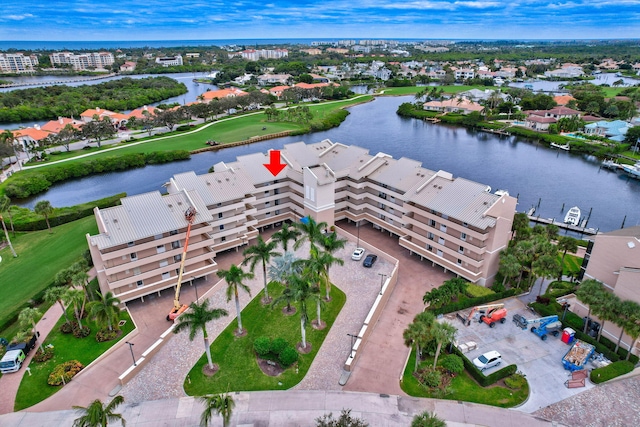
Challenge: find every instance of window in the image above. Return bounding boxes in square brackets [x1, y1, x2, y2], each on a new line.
[427, 244, 432, 251]
[437, 249, 443, 257]
[218, 212, 223, 219]
[378, 203, 385, 209]
[429, 219, 436, 227]
[389, 208, 394, 215]
[171, 241, 181, 249]
[274, 188, 279, 195]
[159, 260, 169, 267]
[275, 210, 280, 215]
[389, 196, 395, 203]
[463, 222, 468, 228]
[136, 280, 144, 287]
[170, 229, 178, 236]
[461, 232, 467, 241]
[174, 255, 182, 263]
[459, 245, 464, 254]
[154, 234, 163, 240]
[265, 190, 270, 195]
[221, 236, 226, 242]
[265, 201, 270, 207]
[156, 245, 166, 254]
[217, 202, 222, 207]
[442, 214, 449, 220]
[130, 252, 137, 261]
[162, 272, 170, 280]
[219, 224, 224, 230]
[427, 232, 434, 240]
[274, 199, 279, 205]
[133, 267, 141, 275]
[266, 212, 271, 217]
[438, 237, 445, 245]
[127, 241, 135, 247]
[440, 224, 447, 233]
[457, 259, 462, 265]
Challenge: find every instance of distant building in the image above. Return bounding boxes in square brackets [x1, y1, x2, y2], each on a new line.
[257, 73, 292, 86]
[50, 51, 114, 70]
[155, 55, 183, 67]
[0, 53, 39, 73]
[583, 120, 630, 142]
[301, 48, 322, 56]
[120, 61, 137, 72]
[233, 49, 289, 61]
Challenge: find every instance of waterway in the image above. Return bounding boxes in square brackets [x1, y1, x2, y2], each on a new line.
[16, 96, 640, 233]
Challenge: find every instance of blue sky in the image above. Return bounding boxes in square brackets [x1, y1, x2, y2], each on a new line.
[1, 0, 640, 41]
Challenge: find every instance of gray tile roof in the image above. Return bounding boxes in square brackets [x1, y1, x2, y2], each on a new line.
[407, 175, 498, 229]
[91, 190, 213, 250]
[234, 152, 289, 184]
[369, 157, 432, 193]
[172, 169, 256, 205]
[602, 226, 640, 238]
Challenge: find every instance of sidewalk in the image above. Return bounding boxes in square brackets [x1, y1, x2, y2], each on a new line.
[0, 303, 63, 414]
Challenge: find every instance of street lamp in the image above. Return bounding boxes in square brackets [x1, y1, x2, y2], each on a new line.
[125, 341, 136, 366]
[378, 273, 387, 295]
[347, 333, 357, 358]
[192, 276, 198, 302]
[356, 220, 360, 248]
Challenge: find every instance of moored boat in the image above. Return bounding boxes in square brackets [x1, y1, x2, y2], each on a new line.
[622, 162, 640, 180]
[564, 206, 581, 226]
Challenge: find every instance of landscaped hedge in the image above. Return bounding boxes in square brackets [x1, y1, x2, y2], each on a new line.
[590, 361, 634, 384]
[429, 289, 518, 316]
[465, 283, 495, 298]
[450, 346, 518, 387]
[47, 360, 84, 386]
[309, 109, 350, 132]
[7, 193, 125, 231]
[4, 150, 190, 199]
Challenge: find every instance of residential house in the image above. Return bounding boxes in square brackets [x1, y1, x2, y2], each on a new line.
[257, 74, 292, 86]
[454, 68, 475, 80]
[120, 61, 137, 72]
[573, 226, 640, 357]
[583, 120, 630, 142]
[544, 63, 584, 78]
[87, 140, 517, 304]
[423, 98, 484, 115]
[200, 88, 248, 102]
[80, 107, 128, 128]
[40, 117, 83, 134]
[11, 126, 51, 151]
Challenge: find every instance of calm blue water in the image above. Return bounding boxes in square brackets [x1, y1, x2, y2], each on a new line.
[16, 96, 640, 233]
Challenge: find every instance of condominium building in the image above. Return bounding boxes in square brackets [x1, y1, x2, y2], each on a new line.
[87, 141, 516, 303]
[0, 53, 39, 73]
[49, 51, 115, 70]
[155, 55, 183, 67]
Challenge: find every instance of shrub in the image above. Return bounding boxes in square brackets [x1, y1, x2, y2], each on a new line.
[490, 282, 506, 293]
[465, 283, 495, 298]
[411, 411, 446, 427]
[441, 355, 464, 375]
[504, 371, 527, 390]
[60, 322, 73, 334]
[47, 360, 84, 386]
[95, 329, 118, 342]
[270, 337, 288, 355]
[72, 323, 91, 338]
[590, 361, 635, 384]
[278, 346, 298, 367]
[418, 367, 442, 388]
[32, 346, 54, 363]
[253, 336, 271, 357]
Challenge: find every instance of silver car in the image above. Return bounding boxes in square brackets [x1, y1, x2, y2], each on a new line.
[472, 351, 502, 371]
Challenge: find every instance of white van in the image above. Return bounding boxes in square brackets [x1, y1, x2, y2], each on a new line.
[0, 349, 26, 374]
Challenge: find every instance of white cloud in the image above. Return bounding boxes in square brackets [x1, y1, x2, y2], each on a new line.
[4, 13, 35, 21]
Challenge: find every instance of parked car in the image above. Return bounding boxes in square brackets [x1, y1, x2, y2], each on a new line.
[472, 350, 502, 371]
[362, 254, 377, 268]
[352, 248, 365, 261]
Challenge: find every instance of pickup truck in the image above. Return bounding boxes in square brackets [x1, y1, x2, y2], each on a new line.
[6, 332, 39, 355]
[562, 339, 595, 372]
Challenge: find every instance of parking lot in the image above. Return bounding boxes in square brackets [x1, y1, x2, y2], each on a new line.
[440, 297, 596, 413]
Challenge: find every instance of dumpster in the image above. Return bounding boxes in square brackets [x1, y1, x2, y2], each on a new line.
[561, 327, 576, 344]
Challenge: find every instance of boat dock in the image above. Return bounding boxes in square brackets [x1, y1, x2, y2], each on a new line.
[481, 128, 511, 136]
[424, 117, 441, 123]
[527, 215, 599, 235]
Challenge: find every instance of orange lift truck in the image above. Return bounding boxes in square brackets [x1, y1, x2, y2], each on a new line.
[460, 303, 507, 327]
[167, 206, 197, 321]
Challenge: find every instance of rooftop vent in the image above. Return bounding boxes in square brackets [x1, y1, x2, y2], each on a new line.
[168, 204, 173, 208]
[113, 219, 118, 223]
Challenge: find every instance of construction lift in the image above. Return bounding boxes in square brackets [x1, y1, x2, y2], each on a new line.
[512, 314, 562, 341]
[459, 303, 506, 327]
[167, 206, 197, 321]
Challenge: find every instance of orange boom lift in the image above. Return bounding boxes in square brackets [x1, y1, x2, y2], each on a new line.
[167, 206, 197, 321]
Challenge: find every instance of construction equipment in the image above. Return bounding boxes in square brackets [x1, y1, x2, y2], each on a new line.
[167, 206, 197, 321]
[512, 314, 562, 341]
[562, 340, 595, 372]
[460, 303, 506, 327]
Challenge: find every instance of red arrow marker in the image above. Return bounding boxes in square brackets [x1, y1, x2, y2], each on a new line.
[263, 150, 287, 176]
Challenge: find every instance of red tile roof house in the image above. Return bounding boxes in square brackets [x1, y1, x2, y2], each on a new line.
[12, 126, 51, 152]
[524, 107, 582, 131]
[80, 107, 129, 128]
[40, 117, 83, 134]
[200, 87, 248, 102]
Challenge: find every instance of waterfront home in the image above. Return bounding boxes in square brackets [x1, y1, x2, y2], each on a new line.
[583, 120, 630, 142]
[200, 87, 248, 102]
[87, 140, 517, 304]
[423, 98, 484, 115]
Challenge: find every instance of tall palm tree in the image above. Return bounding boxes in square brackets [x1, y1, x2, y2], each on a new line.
[65, 288, 87, 329]
[576, 279, 604, 334]
[271, 223, 301, 253]
[293, 217, 327, 251]
[18, 307, 44, 353]
[0, 210, 17, 257]
[431, 321, 457, 368]
[173, 300, 228, 371]
[268, 252, 302, 313]
[0, 194, 16, 236]
[72, 395, 125, 427]
[73, 270, 93, 301]
[313, 243, 345, 300]
[285, 272, 322, 349]
[34, 200, 54, 233]
[199, 393, 235, 427]
[498, 252, 520, 288]
[403, 311, 434, 372]
[242, 236, 281, 303]
[88, 291, 121, 332]
[44, 286, 71, 326]
[217, 264, 253, 335]
[0, 129, 21, 170]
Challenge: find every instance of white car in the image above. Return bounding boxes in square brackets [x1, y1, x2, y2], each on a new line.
[472, 350, 502, 371]
[351, 248, 365, 261]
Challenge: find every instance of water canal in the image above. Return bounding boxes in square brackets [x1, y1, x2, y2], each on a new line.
[16, 95, 640, 233]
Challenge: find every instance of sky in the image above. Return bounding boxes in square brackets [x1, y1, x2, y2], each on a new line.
[1, 0, 640, 42]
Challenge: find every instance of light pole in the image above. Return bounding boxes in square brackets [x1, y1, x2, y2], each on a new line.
[125, 341, 136, 366]
[378, 273, 387, 295]
[356, 220, 360, 248]
[347, 333, 357, 358]
[192, 276, 198, 302]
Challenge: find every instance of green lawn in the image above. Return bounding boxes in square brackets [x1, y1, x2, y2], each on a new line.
[14, 309, 135, 411]
[0, 217, 98, 329]
[184, 284, 346, 395]
[560, 254, 583, 277]
[401, 351, 528, 408]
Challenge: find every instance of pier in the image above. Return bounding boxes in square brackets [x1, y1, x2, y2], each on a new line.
[527, 215, 599, 236]
[481, 128, 511, 136]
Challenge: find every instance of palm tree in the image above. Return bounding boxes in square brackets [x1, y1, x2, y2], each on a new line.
[576, 279, 604, 334]
[72, 395, 125, 427]
[268, 252, 302, 313]
[498, 252, 520, 288]
[88, 291, 121, 332]
[286, 272, 321, 349]
[18, 307, 44, 353]
[0, 200, 17, 256]
[431, 321, 457, 368]
[411, 410, 446, 427]
[293, 217, 327, 251]
[199, 393, 235, 427]
[0, 194, 15, 236]
[272, 223, 301, 253]
[318, 232, 346, 299]
[556, 236, 579, 280]
[45, 286, 71, 326]
[403, 311, 435, 372]
[173, 300, 228, 371]
[217, 264, 253, 335]
[65, 288, 87, 329]
[242, 236, 281, 303]
[73, 270, 93, 301]
[0, 129, 21, 170]
[34, 200, 54, 233]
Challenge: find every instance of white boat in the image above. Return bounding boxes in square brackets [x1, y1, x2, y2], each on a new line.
[550, 142, 570, 151]
[564, 206, 581, 226]
[622, 162, 640, 180]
